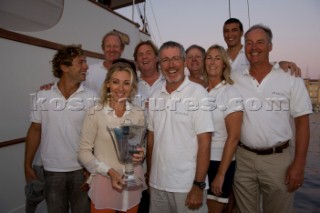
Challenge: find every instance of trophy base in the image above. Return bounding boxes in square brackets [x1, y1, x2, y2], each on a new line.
[123, 174, 143, 190]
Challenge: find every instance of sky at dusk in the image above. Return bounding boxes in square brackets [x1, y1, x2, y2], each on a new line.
[117, 0, 320, 79]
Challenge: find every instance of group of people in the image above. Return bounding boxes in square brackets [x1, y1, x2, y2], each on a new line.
[24, 17, 312, 213]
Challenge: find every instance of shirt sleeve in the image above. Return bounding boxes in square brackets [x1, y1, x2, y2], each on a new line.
[223, 85, 244, 118]
[77, 107, 111, 176]
[192, 89, 215, 135]
[289, 76, 313, 118]
[30, 91, 43, 123]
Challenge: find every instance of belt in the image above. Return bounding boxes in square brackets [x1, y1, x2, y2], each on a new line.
[238, 141, 289, 155]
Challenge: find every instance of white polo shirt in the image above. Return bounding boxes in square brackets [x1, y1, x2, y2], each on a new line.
[31, 82, 98, 172]
[147, 77, 215, 192]
[231, 63, 312, 149]
[229, 46, 249, 73]
[85, 61, 107, 95]
[134, 72, 165, 109]
[208, 82, 243, 161]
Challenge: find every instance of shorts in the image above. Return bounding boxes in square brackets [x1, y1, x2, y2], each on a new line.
[207, 160, 235, 203]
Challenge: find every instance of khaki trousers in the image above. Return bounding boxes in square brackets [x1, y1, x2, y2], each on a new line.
[150, 187, 208, 213]
[233, 146, 294, 213]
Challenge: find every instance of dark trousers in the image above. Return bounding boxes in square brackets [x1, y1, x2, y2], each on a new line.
[44, 169, 90, 213]
[25, 165, 45, 213]
[138, 189, 150, 213]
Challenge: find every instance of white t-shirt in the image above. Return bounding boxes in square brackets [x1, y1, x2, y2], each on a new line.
[208, 82, 243, 161]
[147, 77, 215, 192]
[231, 63, 312, 149]
[85, 61, 108, 95]
[31, 82, 98, 171]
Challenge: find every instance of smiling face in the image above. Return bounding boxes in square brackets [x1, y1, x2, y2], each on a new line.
[223, 22, 243, 48]
[107, 70, 132, 103]
[186, 47, 204, 76]
[245, 28, 272, 65]
[62, 55, 88, 83]
[102, 35, 124, 62]
[205, 48, 225, 80]
[159, 46, 185, 89]
[136, 44, 158, 75]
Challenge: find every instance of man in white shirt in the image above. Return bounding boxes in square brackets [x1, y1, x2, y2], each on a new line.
[25, 45, 98, 213]
[85, 31, 125, 94]
[147, 41, 214, 213]
[231, 24, 312, 213]
[133, 40, 164, 213]
[133, 40, 164, 110]
[223, 18, 301, 74]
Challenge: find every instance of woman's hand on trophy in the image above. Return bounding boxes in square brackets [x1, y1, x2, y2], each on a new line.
[107, 168, 125, 192]
[132, 147, 145, 163]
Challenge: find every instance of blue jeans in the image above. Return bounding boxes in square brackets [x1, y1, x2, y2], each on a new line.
[44, 169, 90, 213]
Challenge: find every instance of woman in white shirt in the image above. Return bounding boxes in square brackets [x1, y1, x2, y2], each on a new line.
[204, 44, 243, 213]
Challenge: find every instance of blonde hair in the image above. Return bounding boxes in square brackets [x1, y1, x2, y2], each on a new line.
[100, 62, 138, 105]
[204, 44, 234, 85]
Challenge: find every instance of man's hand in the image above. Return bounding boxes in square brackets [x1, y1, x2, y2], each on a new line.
[39, 82, 54, 90]
[185, 185, 204, 210]
[279, 61, 301, 77]
[25, 166, 38, 183]
[285, 163, 304, 193]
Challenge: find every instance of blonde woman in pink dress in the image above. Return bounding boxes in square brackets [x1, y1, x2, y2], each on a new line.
[78, 62, 146, 213]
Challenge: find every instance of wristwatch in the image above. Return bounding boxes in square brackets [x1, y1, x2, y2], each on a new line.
[193, 180, 206, 190]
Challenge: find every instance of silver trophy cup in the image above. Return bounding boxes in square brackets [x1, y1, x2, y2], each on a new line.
[107, 122, 146, 189]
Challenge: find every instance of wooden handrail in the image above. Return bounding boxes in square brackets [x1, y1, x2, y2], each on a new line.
[0, 28, 104, 59]
[0, 138, 26, 148]
[0, 0, 151, 147]
[0, 28, 105, 147]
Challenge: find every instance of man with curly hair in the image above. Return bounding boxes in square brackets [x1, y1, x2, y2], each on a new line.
[24, 45, 98, 213]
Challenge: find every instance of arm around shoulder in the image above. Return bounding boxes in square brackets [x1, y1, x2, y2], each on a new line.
[278, 61, 301, 77]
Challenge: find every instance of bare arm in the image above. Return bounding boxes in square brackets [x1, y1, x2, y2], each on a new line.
[211, 111, 243, 196]
[186, 132, 212, 210]
[24, 122, 41, 182]
[286, 114, 310, 192]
